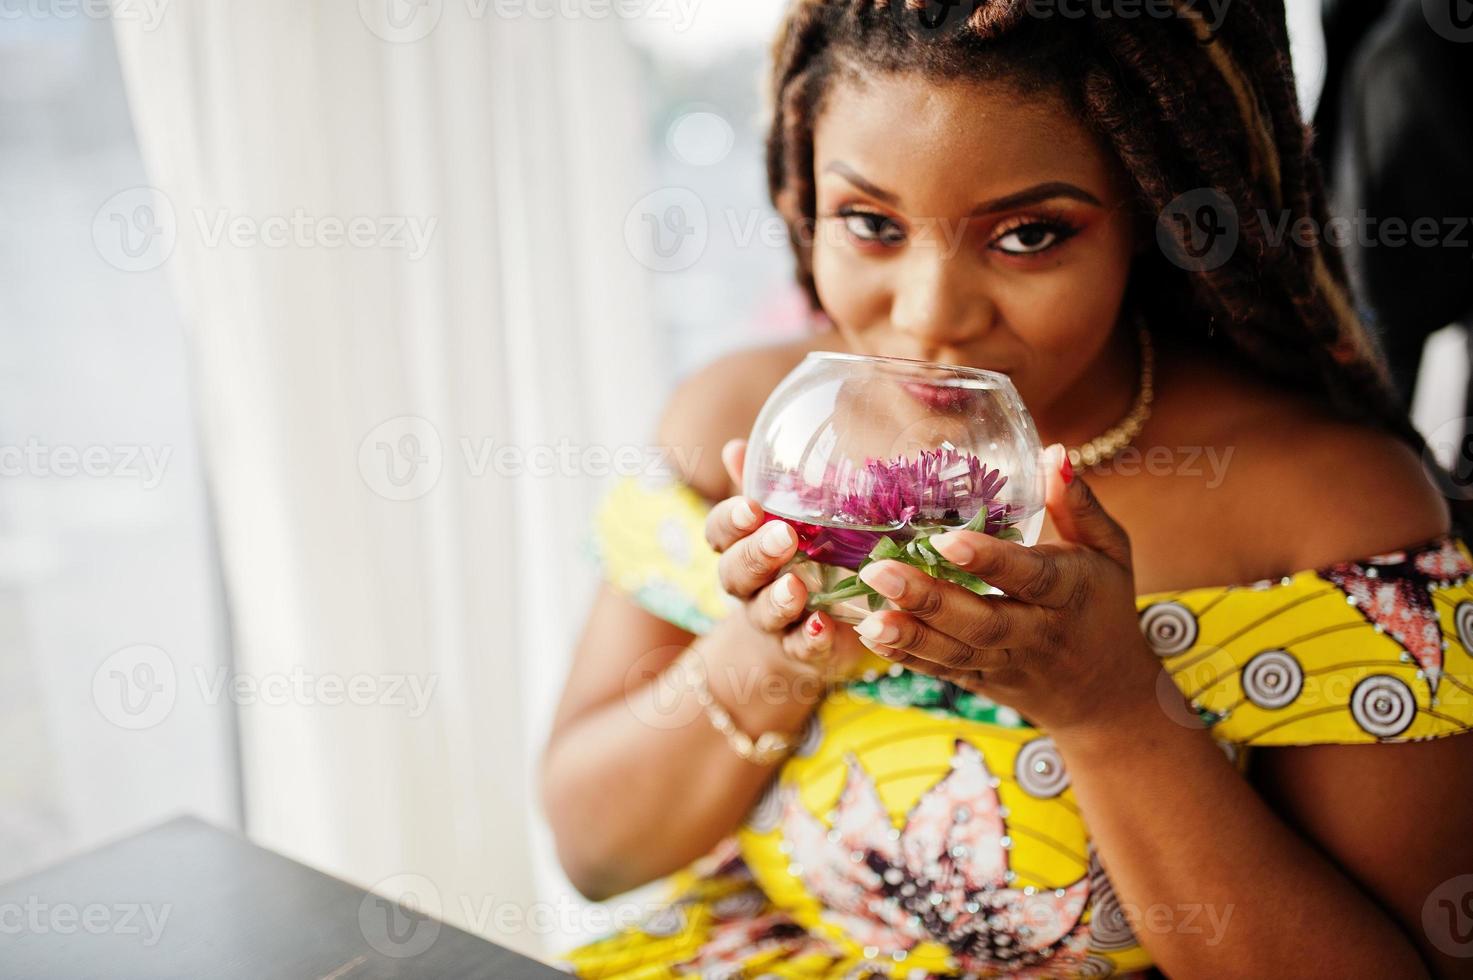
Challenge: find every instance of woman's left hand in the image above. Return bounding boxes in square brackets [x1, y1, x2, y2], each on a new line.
[851, 443, 1162, 735]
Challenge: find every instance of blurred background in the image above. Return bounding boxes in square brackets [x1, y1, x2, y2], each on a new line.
[1, 0, 1467, 965]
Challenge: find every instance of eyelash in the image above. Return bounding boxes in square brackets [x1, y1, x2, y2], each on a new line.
[834, 207, 906, 247]
[831, 206, 1082, 257]
[988, 214, 1082, 256]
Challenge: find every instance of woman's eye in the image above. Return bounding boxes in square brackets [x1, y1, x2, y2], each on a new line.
[840, 210, 905, 246]
[991, 221, 1074, 256]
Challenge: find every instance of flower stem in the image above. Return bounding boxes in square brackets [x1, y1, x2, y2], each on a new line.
[803, 527, 1011, 610]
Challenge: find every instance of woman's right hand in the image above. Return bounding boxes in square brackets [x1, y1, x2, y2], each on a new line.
[703, 438, 871, 683]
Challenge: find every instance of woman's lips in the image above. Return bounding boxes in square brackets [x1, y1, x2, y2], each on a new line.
[902, 380, 971, 411]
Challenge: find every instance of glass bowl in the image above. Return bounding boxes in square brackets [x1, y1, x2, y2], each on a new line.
[743, 351, 1046, 625]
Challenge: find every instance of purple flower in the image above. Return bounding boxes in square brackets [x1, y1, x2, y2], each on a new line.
[833, 447, 1012, 531]
[766, 448, 1020, 570]
[761, 514, 886, 571]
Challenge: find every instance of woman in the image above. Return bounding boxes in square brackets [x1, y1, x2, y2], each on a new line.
[542, 2, 1473, 976]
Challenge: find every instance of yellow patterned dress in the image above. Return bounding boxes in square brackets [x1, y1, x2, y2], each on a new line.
[554, 474, 1473, 979]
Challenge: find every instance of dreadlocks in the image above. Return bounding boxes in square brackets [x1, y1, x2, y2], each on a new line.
[765, 0, 1472, 535]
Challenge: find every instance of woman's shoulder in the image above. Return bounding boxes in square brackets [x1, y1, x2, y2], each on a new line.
[655, 333, 835, 503]
[1159, 344, 1453, 573]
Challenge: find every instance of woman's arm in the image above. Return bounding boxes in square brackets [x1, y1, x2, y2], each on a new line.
[1048, 426, 1471, 977]
[540, 584, 824, 902]
[1051, 709, 1472, 978]
[850, 424, 1469, 976]
[540, 347, 845, 901]
[1256, 736, 1473, 978]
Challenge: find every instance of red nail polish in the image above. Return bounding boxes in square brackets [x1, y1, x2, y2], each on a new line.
[1060, 451, 1074, 485]
[806, 614, 824, 636]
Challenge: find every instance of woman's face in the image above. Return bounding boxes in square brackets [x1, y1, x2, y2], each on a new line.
[810, 70, 1140, 429]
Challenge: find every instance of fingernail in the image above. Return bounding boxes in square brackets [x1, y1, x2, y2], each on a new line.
[805, 627, 831, 658]
[732, 499, 758, 531]
[760, 522, 794, 557]
[859, 636, 901, 659]
[932, 531, 975, 565]
[773, 574, 796, 607]
[805, 613, 824, 637]
[858, 562, 904, 599]
[855, 615, 898, 645]
[1057, 444, 1074, 485]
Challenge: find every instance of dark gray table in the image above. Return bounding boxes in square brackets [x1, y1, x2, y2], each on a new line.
[0, 815, 569, 979]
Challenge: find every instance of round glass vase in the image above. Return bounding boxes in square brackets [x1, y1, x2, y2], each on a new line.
[742, 351, 1046, 626]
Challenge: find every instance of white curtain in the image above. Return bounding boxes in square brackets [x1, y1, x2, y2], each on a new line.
[112, 1, 664, 959]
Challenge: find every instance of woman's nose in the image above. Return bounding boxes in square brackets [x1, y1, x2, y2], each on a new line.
[888, 242, 993, 344]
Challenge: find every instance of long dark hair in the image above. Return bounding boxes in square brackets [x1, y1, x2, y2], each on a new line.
[764, 0, 1472, 537]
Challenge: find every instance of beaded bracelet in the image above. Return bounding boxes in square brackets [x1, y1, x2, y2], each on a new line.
[680, 648, 801, 766]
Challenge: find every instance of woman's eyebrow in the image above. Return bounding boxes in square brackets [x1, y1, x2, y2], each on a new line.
[969, 182, 1103, 214]
[822, 162, 1102, 214]
[822, 161, 900, 205]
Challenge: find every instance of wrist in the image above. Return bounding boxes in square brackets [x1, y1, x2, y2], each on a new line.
[712, 614, 830, 692]
[1048, 687, 1214, 772]
[681, 651, 803, 765]
[699, 625, 826, 733]
[1045, 639, 1185, 744]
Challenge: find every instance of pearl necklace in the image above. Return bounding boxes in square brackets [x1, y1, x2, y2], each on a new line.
[1065, 322, 1155, 469]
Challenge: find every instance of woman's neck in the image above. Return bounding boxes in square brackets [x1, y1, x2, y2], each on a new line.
[1031, 323, 1142, 454]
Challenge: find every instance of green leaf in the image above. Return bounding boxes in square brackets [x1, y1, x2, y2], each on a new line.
[807, 581, 872, 606]
[961, 507, 993, 534]
[869, 536, 903, 560]
[802, 520, 1022, 612]
[935, 565, 992, 594]
[911, 537, 942, 563]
